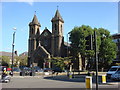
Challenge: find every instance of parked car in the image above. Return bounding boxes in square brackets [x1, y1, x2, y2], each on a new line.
[20, 67, 35, 76]
[111, 71, 120, 81]
[13, 67, 21, 72]
[106, 66, 120, 79]
[7, 68, 12, 71]
[34, 66, 42, 72]
[52, 68, 63, 73]
[43, 68, 53, 75]
[43, 68, 52, 72]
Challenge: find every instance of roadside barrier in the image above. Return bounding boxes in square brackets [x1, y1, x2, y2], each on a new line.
[86, 76, 92, 89]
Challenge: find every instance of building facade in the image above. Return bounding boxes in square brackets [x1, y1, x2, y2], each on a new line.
[28, 9, 68, 68]
[112, 33, 120, 63]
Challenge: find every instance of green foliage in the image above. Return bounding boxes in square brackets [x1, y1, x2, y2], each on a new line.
[0, 55, 28, 67]
[69, 25, 94, 56]
[13, 56, 28, 67]
[69, 25, 117, 70]
[49, 57, 72, 70]
[1, 56, 10, 67]
[98, 28, 117, 68]
[19, 56, 28, 66]
[14, 56, 21, 67]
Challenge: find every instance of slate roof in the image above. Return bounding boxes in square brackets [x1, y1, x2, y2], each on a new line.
[29, 14, 41, 26]
[51, 10, 64, 23]
[0, 51, 17, 57]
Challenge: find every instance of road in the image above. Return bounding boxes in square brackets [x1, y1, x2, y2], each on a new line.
[1, 75, 120, 90]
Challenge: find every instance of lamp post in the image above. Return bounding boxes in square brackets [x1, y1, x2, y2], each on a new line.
[11, 27, 16, 76]
[67, 32, 70, 56]
[67, 32, 71, 76]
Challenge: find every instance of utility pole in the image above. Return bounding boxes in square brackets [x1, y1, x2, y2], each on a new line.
[94, 30, 98, 90]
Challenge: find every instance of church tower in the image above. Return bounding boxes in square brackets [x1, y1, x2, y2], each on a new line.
[51, 9, 64, 57]
[28, 13, 41, 66]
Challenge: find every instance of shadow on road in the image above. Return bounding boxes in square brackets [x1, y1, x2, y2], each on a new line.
[43, 74, 120, 84]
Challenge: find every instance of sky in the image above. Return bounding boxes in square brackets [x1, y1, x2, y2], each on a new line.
[1, 2, 118, 55]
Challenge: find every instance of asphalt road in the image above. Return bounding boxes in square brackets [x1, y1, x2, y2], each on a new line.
[1, 75, 120, 89]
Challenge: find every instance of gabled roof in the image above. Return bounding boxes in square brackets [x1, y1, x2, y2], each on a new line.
[33, 44, 50, 58]
[51, 10, 64, 23]
[29, 14, 41, 26]
[41, 27, 52, 36]
[0, 51, 17, 57]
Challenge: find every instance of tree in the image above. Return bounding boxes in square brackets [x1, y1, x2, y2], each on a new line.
[98, 28, 117, 70]
[69, 25, 117, 70]
[1, 56, 10, 67]
[49, 57, 72, 70]
[14, 56, 21, 67]
[19, 56, 28, 66]
[69, 25, 94, 70]
[13, 56, 28, 67]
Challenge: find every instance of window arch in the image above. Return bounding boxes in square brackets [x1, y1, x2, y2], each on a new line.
[36, 28, 40, 35]
[36, 39, 39, 48]
[31, 28, 34, 34]
[55, 24, 57, 30]
[61, 25, 62, 31]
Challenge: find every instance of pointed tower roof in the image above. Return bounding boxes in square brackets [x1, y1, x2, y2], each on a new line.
[51, 9, 64, 23]
[29, 14, 41, 26]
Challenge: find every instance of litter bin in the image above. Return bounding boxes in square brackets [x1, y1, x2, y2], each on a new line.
[69, 72, 72, 79]
[101, 75, 106, 83]
[86, 76, 92, 89]
[20, 71, 25, 76]
[30, 71, 35, 76]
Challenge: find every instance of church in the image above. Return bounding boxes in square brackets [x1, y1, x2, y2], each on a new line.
[28, 9, 69, 68]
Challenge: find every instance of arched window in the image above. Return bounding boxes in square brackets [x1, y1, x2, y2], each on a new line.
[36, 28, 40, 35]
[36, 39, 39, 48]
[61, 25, 62, 32]
[44, 40, 48, 46]
[55, 24, 57, 30]
[31, 28, 34, 34]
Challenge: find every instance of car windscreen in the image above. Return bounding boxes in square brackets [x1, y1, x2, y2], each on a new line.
[117, 68, 120, 71]
[116, 71, 120, 74]
[109, 68, 117, 71]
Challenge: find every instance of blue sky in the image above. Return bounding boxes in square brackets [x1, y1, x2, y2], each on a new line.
[1, 2, 118, 55]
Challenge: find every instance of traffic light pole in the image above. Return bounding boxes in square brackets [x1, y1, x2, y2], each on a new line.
[94, 31, 98, 90]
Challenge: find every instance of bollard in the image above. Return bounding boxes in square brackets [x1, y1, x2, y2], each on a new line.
[86, 76, 92, 89]
[102, 75, 106, 83]
[69, 72, 72, 79]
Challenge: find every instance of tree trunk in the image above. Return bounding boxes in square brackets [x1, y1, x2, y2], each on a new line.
[81, 55, 86, 71]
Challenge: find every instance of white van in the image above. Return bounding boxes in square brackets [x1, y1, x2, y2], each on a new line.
[106, 66, 120, 78]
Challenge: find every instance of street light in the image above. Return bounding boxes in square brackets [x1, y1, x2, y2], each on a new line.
[67, 32, 70, 57]
[67, 33, 69, 57]
[11, 27, 16, 76]
[67, 32, 71, 76]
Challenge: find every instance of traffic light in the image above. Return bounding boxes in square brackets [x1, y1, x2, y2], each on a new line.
[86, 35, 93, 50]
[15, 50, 17, 55]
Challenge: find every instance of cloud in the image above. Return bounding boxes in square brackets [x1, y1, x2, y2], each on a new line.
[1, 0, 34, 6]
[17, 0, 34, 6]
[3, 48, 11, 51]
[1, 0, 119, 2]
